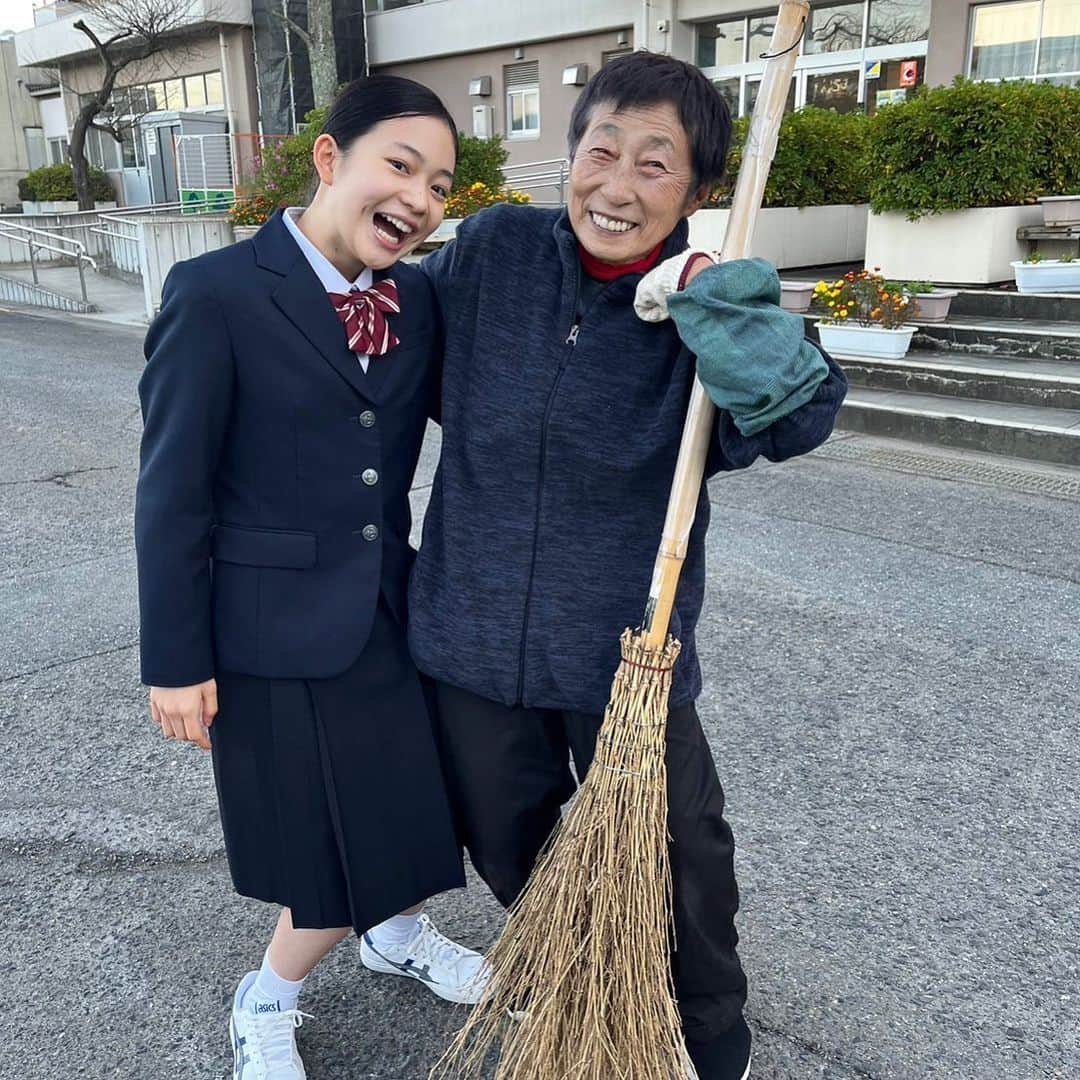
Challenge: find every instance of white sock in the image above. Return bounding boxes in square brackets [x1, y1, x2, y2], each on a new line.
[243, 949, 305, 1014]
[366, 911, 422, 950]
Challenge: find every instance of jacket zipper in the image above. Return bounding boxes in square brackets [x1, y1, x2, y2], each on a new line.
[515, 271, 599, 704]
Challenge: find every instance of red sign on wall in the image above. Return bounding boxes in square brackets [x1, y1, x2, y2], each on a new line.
[899, 60, 919, 88]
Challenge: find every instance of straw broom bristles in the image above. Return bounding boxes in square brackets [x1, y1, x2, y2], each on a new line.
[430, 629, 689, 1080]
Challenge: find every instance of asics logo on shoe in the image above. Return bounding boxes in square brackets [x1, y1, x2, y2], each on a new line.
[253, 1000, 281, 1014]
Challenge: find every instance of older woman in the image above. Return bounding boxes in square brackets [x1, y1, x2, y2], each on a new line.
[410, 53, 846, 1080]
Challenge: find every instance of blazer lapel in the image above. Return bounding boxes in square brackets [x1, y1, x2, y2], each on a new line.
[256, 211, 374, 401]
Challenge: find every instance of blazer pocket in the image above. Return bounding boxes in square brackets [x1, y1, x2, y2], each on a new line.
[211, 524, 317, 569]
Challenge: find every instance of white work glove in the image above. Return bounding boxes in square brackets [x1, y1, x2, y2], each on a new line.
[633, 249, 717, 323]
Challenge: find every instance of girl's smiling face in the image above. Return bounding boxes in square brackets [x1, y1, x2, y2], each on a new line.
[307, 115, 457, 278]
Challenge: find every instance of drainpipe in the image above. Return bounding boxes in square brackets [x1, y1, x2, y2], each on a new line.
[219, 27, 239, 193]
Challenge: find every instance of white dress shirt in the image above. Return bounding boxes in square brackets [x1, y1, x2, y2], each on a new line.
[283, 207, 374, 373]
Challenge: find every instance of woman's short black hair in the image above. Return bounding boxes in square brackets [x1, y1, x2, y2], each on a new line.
[567, 52, 732, 192]
[322, 74, 459, 165]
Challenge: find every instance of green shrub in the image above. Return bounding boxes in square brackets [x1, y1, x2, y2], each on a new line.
[19, 163, 113, 203]
[453, 133, 508, 190]
[867, 78, 1080, 219]
[710, 107, 871, 209]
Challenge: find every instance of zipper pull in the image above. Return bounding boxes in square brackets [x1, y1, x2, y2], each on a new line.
[566, 324, 580, 346]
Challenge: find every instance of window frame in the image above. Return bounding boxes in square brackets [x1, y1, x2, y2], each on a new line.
[506, 80, 541, 140]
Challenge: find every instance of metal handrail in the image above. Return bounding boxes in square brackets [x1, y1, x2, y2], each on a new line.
[0, 220, 97, 302]
[503, 157, 570, 204]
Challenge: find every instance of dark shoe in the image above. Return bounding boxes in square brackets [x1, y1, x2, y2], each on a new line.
[685, 1015, 752, 1080]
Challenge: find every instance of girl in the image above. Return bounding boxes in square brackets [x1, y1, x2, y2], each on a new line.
[135, 77, 483, 1080]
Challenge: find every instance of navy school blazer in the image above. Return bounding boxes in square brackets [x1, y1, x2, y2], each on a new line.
[135, 209, 441, 687]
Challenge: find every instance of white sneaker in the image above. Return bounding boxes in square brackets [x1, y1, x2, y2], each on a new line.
[229, 971, 312, 1079]
[360, 913, 490, 1004]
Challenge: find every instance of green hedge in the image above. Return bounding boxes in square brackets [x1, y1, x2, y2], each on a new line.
[18, 163, 114, 203]
[711, 107, 872, 209]
[867, 78, 1080, 220]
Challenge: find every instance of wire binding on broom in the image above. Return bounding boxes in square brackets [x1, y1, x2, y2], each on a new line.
[430, 629, 687, 1080]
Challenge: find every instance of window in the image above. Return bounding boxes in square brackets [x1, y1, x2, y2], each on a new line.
[163, 78, 184, 110]
[697, 3, 930, 116]
[24, 127, 47, 170]
[1039, 0, 1080, 75]
[866, 57, 927, 114]
[697, 18, 745, 68]
[970, 0, 1080, 82]
[712, 77, 741, 118]
[970, 1, 1040, 79]
[205, 70, 224, 106]
[805, 69, 862, 112]
[868, 0, 931, 47]
[747, 13, 779, 59]
[505, 61, 540, 138]
[805, 2, 865, 54]
[47, 137, 69, 165]
[744, 76, 797, 117]
[185, 74, 207, 108]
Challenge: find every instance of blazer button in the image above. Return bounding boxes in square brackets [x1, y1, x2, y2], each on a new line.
[361, 468, 379, 486]
[361, 524, 379, 542]
[358, 410, 376, 428]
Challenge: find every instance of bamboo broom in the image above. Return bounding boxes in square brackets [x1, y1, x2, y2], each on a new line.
[432, 5, 810, 1076]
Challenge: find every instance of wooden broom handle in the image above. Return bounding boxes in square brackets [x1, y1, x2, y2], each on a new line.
[641, 0, 810, 648]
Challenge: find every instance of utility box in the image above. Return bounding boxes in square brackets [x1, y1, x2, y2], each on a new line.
[472, 104, 495, 139]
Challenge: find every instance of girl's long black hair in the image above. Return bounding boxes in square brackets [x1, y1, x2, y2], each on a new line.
[321, 74, 459, 163]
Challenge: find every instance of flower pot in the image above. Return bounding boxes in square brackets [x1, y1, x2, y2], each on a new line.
[910, 288, 958, 322]
[1010, 260, 1080, 294]
[816, 321, 916, 360]
[231, 224, 261, 242]
[780, 280, 815, 313]
[1038, 195, 1080, 227]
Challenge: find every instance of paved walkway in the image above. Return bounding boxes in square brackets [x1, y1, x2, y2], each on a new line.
[1, 263, 147, 325]
[2, 309, 1077, 1079]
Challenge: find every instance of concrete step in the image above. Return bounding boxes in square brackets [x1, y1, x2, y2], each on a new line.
[839, 351, 1080, 410]
[949, 288, 1080, 323]
[838, 387, 1080, 467]
[910, 315, 1080, 362]
[805, 312, 1080, 362]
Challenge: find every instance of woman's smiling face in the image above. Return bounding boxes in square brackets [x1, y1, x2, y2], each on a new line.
[568, 101, 708, 265]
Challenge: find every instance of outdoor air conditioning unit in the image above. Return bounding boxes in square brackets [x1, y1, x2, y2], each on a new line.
[472, 104, 495, 138]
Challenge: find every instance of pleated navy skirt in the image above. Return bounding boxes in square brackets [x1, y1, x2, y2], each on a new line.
[210, 597, 466, 934]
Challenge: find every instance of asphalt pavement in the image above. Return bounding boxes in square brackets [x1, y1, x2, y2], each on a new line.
[1, 307, 1077, 1079]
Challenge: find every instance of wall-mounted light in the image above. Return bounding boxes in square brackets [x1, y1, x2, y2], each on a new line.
[514, 46, 525, 60]
[562, 64, 589, 86]
[616, 30, 629, 46]
[469, 76, 492, 97]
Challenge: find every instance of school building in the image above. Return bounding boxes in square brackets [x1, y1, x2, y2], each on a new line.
[368, 0, 1080, 167]
[8, 0, 1079, 207]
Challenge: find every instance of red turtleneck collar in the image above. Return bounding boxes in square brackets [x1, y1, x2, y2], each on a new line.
[577, 240, 665, 282]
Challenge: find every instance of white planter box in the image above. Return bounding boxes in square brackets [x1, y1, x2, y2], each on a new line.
[865, 205, 1042, 285]
[1010, 260, 1080, 294]
[1039, 195, 1080, 227]
[816, 321, 916, 360]
[909, 288, 958, 322]
[231, 224, 260, 242]
[689, 204, 869, 269]
[780, 280, 815, 312]
[21, 200, 117, 214]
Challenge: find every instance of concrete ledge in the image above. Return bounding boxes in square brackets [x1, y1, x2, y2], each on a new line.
[689, 205, 869, 270]
[865, 206, 1043, 286]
